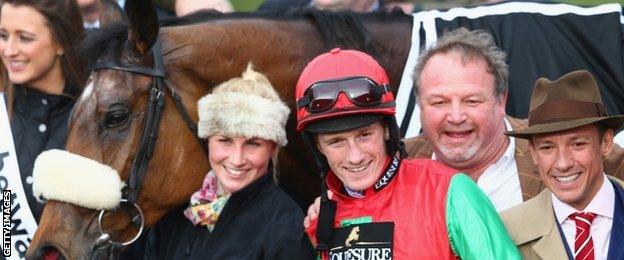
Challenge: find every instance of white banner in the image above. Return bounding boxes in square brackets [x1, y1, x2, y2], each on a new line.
[0, 93, 37, 260]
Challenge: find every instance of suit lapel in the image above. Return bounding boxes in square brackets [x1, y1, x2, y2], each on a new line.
[607, 178, 624, 260]
[526, 191, 569, 260]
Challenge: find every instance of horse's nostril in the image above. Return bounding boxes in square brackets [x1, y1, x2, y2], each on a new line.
[41, 245, 66, 260]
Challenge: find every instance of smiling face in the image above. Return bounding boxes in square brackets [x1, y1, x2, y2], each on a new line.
[530, 124, 613, 210]
[0, 3, 64, 92]
[208, 135, 277, 194]
[418, 52, 508, 171]
[316, 121, 389, 191]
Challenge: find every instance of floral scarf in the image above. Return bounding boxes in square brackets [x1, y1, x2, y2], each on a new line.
[183, 171, 230, 232]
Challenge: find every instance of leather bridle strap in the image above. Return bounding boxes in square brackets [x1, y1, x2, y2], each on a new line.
[126, 73, 166, 203]
[170, 89, 204, 148]
[92, 38, 208, 205]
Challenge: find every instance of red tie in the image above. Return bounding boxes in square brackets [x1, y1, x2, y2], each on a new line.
[569, 212, 597, 260]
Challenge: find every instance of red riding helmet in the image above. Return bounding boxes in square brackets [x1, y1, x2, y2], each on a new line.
[295, 48, 395, 132]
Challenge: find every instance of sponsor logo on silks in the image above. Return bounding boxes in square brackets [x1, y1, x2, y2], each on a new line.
[329, 222, 394, 260]
[329, 247, 391, 260]
[345, 226, 359, 247]
[340, 216, 372, 227]
[373, 155, 400, 192]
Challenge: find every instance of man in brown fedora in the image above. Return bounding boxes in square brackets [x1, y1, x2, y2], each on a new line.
[501, 70, 624, 260]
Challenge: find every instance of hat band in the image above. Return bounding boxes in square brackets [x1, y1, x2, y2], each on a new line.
[529, 100, 606, 126]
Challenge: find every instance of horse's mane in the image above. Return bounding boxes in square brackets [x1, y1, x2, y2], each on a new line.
[80, 8, 411, 70]
[160, 9, 411, 53]
[80, 9, 411, 68]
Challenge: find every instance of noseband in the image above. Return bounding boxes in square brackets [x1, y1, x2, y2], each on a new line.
[90, 38, 207, 255]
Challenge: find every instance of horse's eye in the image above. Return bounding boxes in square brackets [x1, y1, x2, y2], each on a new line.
[104, 110, 129, 129]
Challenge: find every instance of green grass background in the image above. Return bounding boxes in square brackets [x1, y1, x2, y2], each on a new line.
[229, 0, 264, 11]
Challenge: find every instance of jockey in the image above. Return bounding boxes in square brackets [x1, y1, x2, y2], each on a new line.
[295, 48, 520, 259]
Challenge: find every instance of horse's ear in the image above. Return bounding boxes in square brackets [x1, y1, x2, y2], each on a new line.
[124, 0, 159, 55]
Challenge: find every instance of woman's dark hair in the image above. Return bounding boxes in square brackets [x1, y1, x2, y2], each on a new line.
[1, 0, 86, 116]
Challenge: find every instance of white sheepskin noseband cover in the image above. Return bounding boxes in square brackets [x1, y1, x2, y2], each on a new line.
[32, 149, 123, 210]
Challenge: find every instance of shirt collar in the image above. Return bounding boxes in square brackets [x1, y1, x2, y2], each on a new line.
[328, 155, 401, 199]
[553, 174, 615, 224]
[116, 0, 126, 9]
[83, 20, 100, 30]
[499, 117, 515, 163]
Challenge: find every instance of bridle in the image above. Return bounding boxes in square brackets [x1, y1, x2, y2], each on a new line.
[90, 38, 207, 256]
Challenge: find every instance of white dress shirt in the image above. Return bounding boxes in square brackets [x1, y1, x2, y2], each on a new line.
[83, 20, 100, 30]
[553, 174, 614, 260]
[432, 118, 523, 212]
[116, 0, 126, 9]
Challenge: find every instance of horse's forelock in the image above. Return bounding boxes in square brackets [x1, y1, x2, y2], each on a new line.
[79, 23, 129, 71]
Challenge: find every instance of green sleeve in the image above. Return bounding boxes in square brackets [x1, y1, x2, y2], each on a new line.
[446, 174, 520, 260]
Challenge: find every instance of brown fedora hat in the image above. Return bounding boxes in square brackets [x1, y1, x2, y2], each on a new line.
[506, 70, 624, 139]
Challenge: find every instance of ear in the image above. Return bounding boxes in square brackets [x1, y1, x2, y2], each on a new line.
[125, 0, 159, 55]
[497, 91, 508, 113]
[56, 46, 64, 56]
[271, 142, 279, 157]
[315, 135, 325, 154]
[384, 126, 390, 141]
[601, 128, 614, 157]
[528, 139, 539, 165]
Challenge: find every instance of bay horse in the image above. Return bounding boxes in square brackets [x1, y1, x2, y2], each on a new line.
[26, 0, 412, 258]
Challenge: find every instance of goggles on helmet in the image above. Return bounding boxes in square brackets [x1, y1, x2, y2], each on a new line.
[296, 76, 391, 113]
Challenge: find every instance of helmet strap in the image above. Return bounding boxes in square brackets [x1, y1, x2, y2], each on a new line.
[383, 116, 407, 159]
[316, 172, 336, 254]
[301, 131, 336, 254]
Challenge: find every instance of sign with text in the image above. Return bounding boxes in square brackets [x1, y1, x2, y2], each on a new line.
[0, 93, 38, 259]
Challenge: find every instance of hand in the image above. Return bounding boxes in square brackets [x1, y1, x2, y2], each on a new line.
[303, 190, 333, 229]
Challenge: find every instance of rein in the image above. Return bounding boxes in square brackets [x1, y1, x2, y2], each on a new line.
[90, 38, 208, 255]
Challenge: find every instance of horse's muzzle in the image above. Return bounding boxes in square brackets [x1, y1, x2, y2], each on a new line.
[27, 244, 67, 260]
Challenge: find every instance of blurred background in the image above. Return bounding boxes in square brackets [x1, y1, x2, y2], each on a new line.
[229, 0, 624, 12]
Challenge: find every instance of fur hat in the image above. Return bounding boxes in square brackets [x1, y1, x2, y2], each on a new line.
[197, 64, 290, 146]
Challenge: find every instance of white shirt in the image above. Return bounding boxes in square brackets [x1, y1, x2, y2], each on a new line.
[475, 118, 523, 212]
[116, 0, 126, 9]
[553, 174, 614, 260]
[432, 118, 522, 212]
[83, 20, 100, 30]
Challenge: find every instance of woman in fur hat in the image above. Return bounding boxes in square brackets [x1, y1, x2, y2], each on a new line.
[157, 64, 314, 259]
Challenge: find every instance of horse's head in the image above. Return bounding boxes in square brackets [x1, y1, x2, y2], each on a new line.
[27, 5, 414, 259]
[27, 1, 208, 259]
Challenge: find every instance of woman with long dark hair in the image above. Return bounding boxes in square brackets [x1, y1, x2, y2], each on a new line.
[0, 0, 86, 220]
